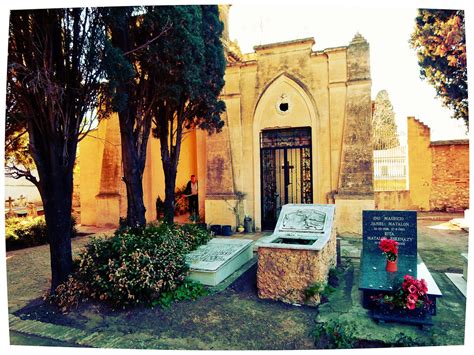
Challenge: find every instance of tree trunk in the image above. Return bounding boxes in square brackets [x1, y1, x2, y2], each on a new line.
[163, 160, 177, 224]
[31, 135, 76, 293]
[119, 112, 147, 228]
[159, 108, 184, 225]
[41, 169, 74, 292]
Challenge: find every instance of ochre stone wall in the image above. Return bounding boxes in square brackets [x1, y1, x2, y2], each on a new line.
[256, 230, 337, 306]
[407, 117, 432, 211]
[430, 141, 469, 211]
[375, 190, 414, 210]
[79, 113, 199, 227]
[375, 118, 469, 212]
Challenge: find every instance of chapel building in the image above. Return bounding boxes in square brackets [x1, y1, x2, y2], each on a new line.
[79, 5, 374, 234]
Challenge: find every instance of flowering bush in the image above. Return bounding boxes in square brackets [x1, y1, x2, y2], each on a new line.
[372, 274, 431, 313]
[5, 216, 77, 251]
[48, 223, 211, 310]
[378, 238, 398, 261]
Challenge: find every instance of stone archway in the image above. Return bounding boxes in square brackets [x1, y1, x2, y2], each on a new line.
[252, 73, 320, 230]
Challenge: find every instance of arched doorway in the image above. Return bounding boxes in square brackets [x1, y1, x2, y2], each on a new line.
[260, 127, 313, 230]
[252, 73, 320, 231]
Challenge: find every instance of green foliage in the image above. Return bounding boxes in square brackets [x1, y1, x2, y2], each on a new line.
[410, 9, 468, 128]
[314, 319, 357, 349]
[393, 333, 419, 347]
[372, 90, 399, 149]
[304, 281, 326, 300]
[305, 267, 339, 302]
[50, 223, 211, 310]
[153, 280, 208, 309]
[149, 5, 226, 223]
[5, 216, 77, 251]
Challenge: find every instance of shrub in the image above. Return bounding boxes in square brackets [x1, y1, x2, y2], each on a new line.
[154, 280, 209, 308]
[5, 216, 77, 251]
[51, 223, 211, 310]
[314, 319, 357, 349]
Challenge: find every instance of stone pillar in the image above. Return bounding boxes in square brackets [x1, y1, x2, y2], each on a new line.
[204, 112, 238, 227]
[96, 115, 123, 227]
[335, 33, 375, 235]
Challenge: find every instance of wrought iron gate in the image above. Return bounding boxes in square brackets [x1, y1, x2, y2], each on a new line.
[260, 127, 313, 230]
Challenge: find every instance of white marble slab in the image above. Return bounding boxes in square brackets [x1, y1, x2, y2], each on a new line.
[256, 204, 335, 250]
[446, 273, 467, 297]
[186, 238, 254, 286]
[462, 253, 468, 280]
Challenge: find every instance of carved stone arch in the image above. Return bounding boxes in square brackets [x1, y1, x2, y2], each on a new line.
[252, 72, 321, 230]
[253, 72, 319, 120]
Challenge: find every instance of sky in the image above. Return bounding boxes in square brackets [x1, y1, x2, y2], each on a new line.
[228, 4, 469, 141]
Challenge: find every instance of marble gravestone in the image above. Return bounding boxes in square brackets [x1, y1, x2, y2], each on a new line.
[186, 238, 253, 286]
[256, 204, 337, 306]
[360, 210, 418, 291]
[360, 210, 443, 325]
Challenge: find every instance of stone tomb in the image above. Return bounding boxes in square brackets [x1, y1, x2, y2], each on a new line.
[186, 238, 253, 286]
[255, 204, 336, 306]
[360, 210, 442, 326]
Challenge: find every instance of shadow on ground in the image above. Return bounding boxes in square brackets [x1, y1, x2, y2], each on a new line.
[12, 257, 466, 349]
[13, 263, 318, 350]
[8, 216, 468, 349]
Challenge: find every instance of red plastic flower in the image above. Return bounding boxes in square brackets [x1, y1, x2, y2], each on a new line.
[407, 284, 417, 294]
[407, 293, 418, 303]
[418, 279, 428, 294]
[374, 274, 431, 313]
[379, 238, 399, 261]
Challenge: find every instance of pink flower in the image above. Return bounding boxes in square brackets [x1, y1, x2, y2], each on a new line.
[406, 301, 416, 310]
[418, 279, 428, 294]
[408, 284, 417, 294]
[407, 293, 418, 303]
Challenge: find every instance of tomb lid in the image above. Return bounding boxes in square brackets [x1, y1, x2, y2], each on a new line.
[186, 238, 253, 272]
[256, 204, 335, 250]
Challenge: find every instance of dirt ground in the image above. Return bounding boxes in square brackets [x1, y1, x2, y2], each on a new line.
[5, 214, 469, 349]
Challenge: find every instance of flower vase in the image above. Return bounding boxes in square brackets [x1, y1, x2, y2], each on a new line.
[386, 259, 398, 272]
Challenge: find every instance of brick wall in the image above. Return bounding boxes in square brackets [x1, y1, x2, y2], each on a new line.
[430, 140, 469, 211]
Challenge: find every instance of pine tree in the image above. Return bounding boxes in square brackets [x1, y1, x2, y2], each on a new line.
[7, 8, 106, 290]
[372, 90, 399, 149]
[150, 5, 226, 224]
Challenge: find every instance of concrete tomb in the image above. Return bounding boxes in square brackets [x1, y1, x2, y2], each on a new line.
[255, 204, 336, 306]
[186, 238, 253, 286]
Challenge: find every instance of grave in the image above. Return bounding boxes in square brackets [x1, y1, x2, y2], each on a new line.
[186, 238, 253, 286]
[5, 196, 16, 218]
[255, 204, 336, 306]
[445, 253, 468, 298]
[360, 210, 442, 326]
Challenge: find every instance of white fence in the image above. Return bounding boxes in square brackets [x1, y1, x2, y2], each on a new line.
[373, 134, 409, 191]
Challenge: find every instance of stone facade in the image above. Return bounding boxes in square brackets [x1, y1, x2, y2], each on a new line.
[430, 140, 469, 211]
[256, 229, 337, 306]
[205, 29, 374, 234]
[78, 8, 374, 232]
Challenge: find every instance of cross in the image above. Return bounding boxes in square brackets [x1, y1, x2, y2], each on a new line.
[281, 161, 294, 186]
[6, 196, 15, 211]
[17, 194, 27, 207]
